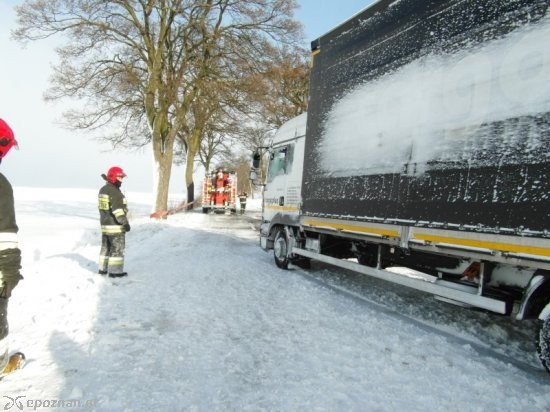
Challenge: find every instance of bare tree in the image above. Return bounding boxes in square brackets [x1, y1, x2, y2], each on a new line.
[13, 0, 302, 214]
[222, 45, 310, 185]
[232, 152, 253, 195]
[195, 43, 311, 193]
[241, 45, 310, 129]
[199, 130, 225, 172]
[177, 75, 240, 206]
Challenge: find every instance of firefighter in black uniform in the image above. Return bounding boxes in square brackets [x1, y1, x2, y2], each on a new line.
[98, 166, 130, 278]
[238, 191, 248, 214]
[0, 119, 23, 373]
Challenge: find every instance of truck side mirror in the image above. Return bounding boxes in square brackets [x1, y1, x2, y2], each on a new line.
[249, 170, 258, 182]
[252, 150, 261, 168]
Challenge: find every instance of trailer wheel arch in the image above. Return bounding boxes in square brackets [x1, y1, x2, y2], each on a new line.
[517, 271, 550, 320]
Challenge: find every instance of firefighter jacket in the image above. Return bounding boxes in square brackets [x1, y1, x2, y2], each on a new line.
[98, 181, 129, 234]
[0, 173, 22, 298]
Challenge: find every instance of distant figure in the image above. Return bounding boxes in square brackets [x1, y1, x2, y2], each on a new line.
[238, 191, 248, 214]
[98, 166, 130, 278]
[0, 118, 23, 374]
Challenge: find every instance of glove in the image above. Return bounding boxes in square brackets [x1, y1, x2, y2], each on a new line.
[123, 223, 131, 232]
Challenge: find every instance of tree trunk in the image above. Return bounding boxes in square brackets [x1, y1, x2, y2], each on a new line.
[152, 136, 174, 216]
[184, 128, 202, 208]
[185, 147, 196, 208]
[186, 181, 195, 209]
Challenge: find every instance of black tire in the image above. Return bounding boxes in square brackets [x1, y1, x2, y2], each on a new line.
[273, 228, 290, 269]
[202, 207, 209, 214]
[537, 315, 550, 373]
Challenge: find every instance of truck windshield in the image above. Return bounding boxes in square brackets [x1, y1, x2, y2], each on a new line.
[267, 144, 294, 183]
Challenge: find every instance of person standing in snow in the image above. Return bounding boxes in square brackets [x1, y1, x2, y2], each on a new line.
[98, 166, 130, 278]
[238, 191, 248, 214]
[0, 119, 23, 373]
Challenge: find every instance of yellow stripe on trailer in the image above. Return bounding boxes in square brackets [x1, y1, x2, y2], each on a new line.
[304, 220, 399, 238]
[413, 233, 550, 257]
[265, 205, 299, 212]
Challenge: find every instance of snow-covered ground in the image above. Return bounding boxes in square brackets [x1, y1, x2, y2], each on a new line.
[2, 187, 549, 411]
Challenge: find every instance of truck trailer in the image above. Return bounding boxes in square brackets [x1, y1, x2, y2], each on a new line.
[252, 0, 550, 371]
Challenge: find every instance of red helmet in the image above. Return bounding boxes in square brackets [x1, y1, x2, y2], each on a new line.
[0, 118, 18, 159]
[106, 166, 127, 183]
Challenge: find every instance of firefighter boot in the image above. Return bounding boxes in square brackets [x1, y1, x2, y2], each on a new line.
[109, 272, 128, 278]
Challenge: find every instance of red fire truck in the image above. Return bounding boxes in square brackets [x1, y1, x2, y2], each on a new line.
[202, 169, 237, 214]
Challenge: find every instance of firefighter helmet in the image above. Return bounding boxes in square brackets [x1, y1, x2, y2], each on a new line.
[106, 166, 127, 183]
[0, 118, 18, 159]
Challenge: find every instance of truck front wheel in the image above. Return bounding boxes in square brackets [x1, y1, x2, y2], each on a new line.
[537, 315, 550, 373]
[273, 228, 290, 269]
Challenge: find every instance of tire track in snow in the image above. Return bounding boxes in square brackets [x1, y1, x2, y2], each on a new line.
[292, 265, 549, 382]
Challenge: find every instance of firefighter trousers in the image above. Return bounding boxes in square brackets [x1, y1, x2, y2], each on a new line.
[0, 266, 21, 371]
[0, 297, 8, 370]
[99, 233, 126, 274]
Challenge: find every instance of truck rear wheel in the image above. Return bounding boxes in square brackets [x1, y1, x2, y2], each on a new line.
[273, 228, 290, 269]
[537, 315, 550, 373]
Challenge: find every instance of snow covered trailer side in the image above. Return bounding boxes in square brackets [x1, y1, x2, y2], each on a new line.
[255, 0, 550, 371]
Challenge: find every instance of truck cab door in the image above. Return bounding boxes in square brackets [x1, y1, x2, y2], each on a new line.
[263, 144, 293, 221]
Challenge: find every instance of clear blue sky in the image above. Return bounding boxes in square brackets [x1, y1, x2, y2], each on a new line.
[0, 1, 373, 192]
[296, 0, 372, 43]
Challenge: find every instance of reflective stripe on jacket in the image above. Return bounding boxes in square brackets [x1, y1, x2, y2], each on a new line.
[0, 232, 18, 251]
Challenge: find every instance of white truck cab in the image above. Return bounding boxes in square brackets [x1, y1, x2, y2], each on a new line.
[258, 113, 307, 251]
